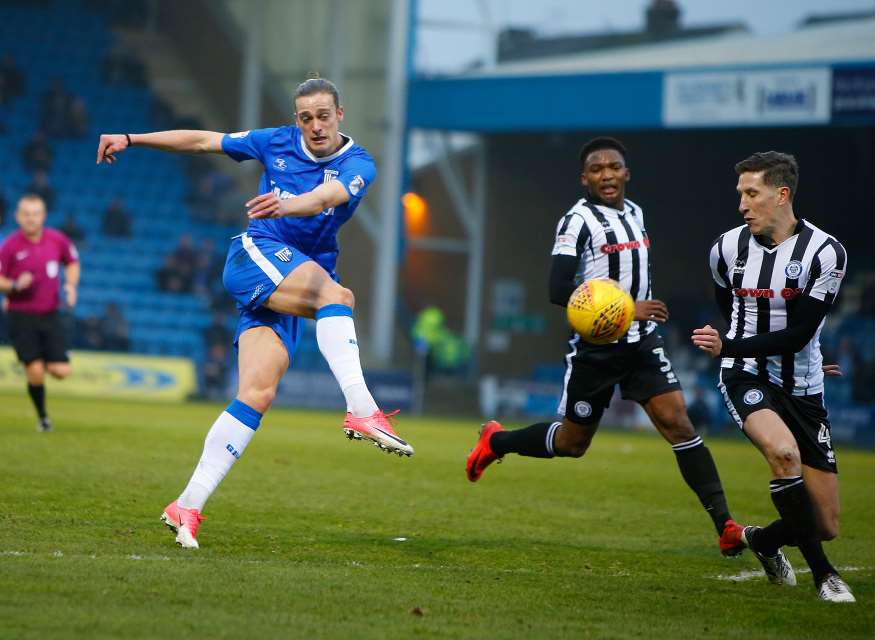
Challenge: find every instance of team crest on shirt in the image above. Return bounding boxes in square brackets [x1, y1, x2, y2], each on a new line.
[348, 175, 365, 196]
[574, 401, 593, 418]
[743, 389, 764, 405]
[46, 261, 59, 278]
[733, 258, 746, 274]
[784, 260, 804, 278]
[15, 250, 28, 260]
[273, 157, 287, 171]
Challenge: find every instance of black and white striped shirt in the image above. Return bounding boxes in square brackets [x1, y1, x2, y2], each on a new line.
[551, 197, 654, 344]
[710, 219, 847, 395]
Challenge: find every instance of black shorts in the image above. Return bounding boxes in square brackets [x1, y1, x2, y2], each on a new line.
[718, 368, 837, 473]
[6, 311, 70, 365]
[560, 331, 682, 425]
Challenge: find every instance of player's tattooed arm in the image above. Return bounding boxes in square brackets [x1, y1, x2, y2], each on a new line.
[96, 130, 224, 164]
[246, 181, 350, 219]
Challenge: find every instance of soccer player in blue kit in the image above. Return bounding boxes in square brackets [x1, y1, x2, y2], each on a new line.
[96, 78, 414, 549]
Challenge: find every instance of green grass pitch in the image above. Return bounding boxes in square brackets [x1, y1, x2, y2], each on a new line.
[1, 393, 873, 639]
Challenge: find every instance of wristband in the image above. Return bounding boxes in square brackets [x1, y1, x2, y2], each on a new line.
[125, 133, 133, 147]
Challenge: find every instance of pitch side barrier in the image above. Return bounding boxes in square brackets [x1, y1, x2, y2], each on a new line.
[0, 347, 196, 402]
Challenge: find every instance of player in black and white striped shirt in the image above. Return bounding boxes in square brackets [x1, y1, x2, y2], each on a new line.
[693, 151, 854, 603]
[468, 137, 746, 557]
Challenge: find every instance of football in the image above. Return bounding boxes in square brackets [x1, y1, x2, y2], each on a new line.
[567, 279, 635, 345]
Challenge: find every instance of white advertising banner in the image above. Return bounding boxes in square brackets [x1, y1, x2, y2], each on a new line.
[663, 67, 832, 127]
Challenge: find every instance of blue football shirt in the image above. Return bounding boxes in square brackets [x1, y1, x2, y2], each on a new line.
[221, 126, 377, 275]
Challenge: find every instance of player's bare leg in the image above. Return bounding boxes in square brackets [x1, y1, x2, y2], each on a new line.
[162, 327, 285, 549]
[644, 390, 739, 553]
[744, 410, 852, 600]
[552, 418, 599, 457]
[45, 362, 71, 380]
[266, 262, 413, 456]
[236, 326, 289, 413]
[802, 465, 840, 540]
[24, 359, 51, 432]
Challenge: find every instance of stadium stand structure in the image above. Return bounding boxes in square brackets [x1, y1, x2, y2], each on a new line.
[0, 0, 327, 387]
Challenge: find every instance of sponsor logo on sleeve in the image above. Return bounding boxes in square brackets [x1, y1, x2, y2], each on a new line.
[555, 233, 576, 250]
[229, 131, 250, 138]
[348, 175, 365, 196]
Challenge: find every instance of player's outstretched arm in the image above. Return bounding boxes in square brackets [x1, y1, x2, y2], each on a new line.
[246, 181, 351, 219]
[96, 130, 225, 165]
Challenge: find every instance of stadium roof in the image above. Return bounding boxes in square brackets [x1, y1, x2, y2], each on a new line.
[463, 18, 875, 77]
[407, 18, 875, 132]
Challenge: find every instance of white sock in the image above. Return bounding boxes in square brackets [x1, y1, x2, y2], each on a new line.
[178, 400, 261, 511]
[316, 305, 378, 417]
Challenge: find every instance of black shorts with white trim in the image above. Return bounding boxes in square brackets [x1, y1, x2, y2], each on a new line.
[561, 331, 681, 425]
[718, 368, 837, 473]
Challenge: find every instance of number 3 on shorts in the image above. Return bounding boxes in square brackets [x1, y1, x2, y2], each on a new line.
[652, 347, 672, 373]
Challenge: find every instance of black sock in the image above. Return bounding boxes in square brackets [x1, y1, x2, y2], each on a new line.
[770, 477, 835, 584]
[748, 519, 794, 557]
[27, 384, 47, 419]
[490, 422, 559, 458]
[671, 437, 731, 535]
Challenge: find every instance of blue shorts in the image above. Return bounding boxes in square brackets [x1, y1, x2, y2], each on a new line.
[222, 232, 312, 359]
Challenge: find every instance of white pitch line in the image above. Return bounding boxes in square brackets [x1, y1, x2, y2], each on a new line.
[714, 565, 866, 582]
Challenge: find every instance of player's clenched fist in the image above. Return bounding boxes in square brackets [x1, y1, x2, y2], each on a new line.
[691, 324, 722, 357]
[246, 193, 282, 219]
[96, 133, 130, 165]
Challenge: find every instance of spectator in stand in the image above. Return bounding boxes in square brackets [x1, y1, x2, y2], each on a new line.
[22, 131, 54, 174]
[69, 97, 89, 138]
[41, 79, 73, 137]
[59, 212, 86, 245]
[202, 312, 234, 398]
[100, 197, 132, 237]
[0, 53, 25, 106]
[203, 311, 232, 350]
[100, 302, 130, 351]
[192, 238, 224, 302]
[156, 234, 196, 293]
[202, 343, 230, 398]
[76, 315, 105, 351]
[103, 46, 147, 86]
[685, 386, 715, 433]
[26, 170, 56, 212]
